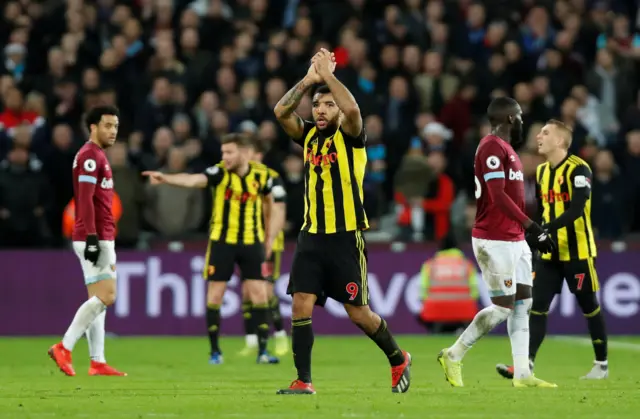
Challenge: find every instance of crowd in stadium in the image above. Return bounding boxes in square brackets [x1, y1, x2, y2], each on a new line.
[1, 0, 639, 249]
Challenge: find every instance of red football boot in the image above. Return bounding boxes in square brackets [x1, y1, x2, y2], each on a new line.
[391, 351, 412, 393]
[276, 379, 316, 395]
[48, 342, 76, 377]
[88, 361, 127, 376]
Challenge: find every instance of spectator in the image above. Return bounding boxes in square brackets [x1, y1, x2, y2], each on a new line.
[107, 142, 143, 249]
[143, 147, 203, 238]
[591, 149, 625, 240]
[0, 146, 50, 248]
[282, 153, 304, 238]
[364, 115, 386, 229]
[585, 48, 634, 143]
[0, 0, 638, 248]
[394, 139, 433, 242]
[42, 124, 76, 246]
[422, 151, 455, 241]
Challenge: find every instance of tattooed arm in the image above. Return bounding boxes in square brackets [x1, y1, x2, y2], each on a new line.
[273, 75, 316, 140]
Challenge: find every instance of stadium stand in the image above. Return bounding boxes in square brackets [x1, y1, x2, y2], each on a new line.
[1, 0, 639, 249]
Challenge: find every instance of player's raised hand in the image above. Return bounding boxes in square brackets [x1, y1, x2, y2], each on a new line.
[142, 171, 165, 185]
[313, 48, 336, 79]
[305, 59, 323, 84]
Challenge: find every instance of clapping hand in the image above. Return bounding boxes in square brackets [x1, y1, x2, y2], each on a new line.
[313, 48, 336, 79]
[306, 48, 336, 83]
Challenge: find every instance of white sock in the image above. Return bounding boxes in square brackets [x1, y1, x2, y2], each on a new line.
[448, 304, 512, 361]
[245, 334, 258, 347]
[508, 298, 532, 379]
[86, 310, 107, 363]
[274, 330, 287, 338]
[62, 296, 106, 351]
[595, 360, 608, 366]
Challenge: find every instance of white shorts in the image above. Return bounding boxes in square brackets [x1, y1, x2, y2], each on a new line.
[72, 240, 117, 285]
[471, 237, 532, 297]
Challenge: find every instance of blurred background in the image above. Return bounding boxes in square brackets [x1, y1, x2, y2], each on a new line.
[1, 0, 639, 336]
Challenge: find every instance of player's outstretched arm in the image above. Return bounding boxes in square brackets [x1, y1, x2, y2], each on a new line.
[315, 49, 362, 137]
[142, 171, 208, 188]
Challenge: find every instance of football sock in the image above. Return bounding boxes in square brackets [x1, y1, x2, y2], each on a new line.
[292, 317, 313, 383]
[241, 299, 257, 346]
[252, 303, 270, 354]
[528, 309, 548, 362]
[62, 296, 106, 351]
[448, 304, 511, 362]
[86, 309, 107, 363]
[508, 298, 532, 379]
[365, 318, 405, 367]
[269, 295, 284, 332]
[206, 303, 221, 354]
[585, 307, 608, 362]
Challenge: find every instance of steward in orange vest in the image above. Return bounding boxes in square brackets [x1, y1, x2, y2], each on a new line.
[419, 234, 479, 333]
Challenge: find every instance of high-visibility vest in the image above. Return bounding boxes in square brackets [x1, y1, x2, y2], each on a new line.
[62, 193, 123, 238]
[419, 249, 478, 323]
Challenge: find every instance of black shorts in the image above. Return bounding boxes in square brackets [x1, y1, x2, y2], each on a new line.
[534, 258, 600, 296]
[203, 241, 265, 282]
[265, 251, 283, 283]
[288, 230, 368, 306]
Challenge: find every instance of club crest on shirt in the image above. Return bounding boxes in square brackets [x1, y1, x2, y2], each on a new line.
[208, 265, 215, 276]
[557, 176, 564, 185]
[110, 264, 116, 272]
[504, 279, 513, 288]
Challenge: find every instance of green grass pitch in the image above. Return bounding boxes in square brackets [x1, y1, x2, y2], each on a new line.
[0, 335, 638, 418]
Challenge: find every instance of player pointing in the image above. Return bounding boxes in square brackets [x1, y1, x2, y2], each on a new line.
[143, 134, 282, 365]
[48, 106, 126, 377]
[437, 97, 557, 388]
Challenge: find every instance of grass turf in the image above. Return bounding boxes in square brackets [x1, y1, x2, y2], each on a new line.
[0, 335, 638, 418]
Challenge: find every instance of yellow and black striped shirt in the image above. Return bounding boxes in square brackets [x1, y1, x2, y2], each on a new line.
[265, 167, 286, 252]
[203, 161, 275, 245]
[293, 121, 369, 234]
[536, 154, 597, 261]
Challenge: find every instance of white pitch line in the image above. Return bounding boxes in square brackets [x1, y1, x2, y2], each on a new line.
[551, 336, 640, 351]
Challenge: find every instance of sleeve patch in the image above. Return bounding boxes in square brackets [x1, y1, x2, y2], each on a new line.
[486, 155, 501, 170]
[271, 185, 286, 199]
[574, 175, 590, 188]
[484, 171, 505, 181]
[79, 175, 97, 184]
[205, 166, 219, 175]
[83, 159, 97, 172]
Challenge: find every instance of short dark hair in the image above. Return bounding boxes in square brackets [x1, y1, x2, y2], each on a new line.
[85, 105, 120, 130]
[313, 85, 331, 96]
[487, 96, 519, 127]
[220, 133, 254, 147]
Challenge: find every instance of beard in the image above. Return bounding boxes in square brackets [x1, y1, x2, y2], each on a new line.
[510, 122, 524, 148]
[315, 116, 340, 134]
